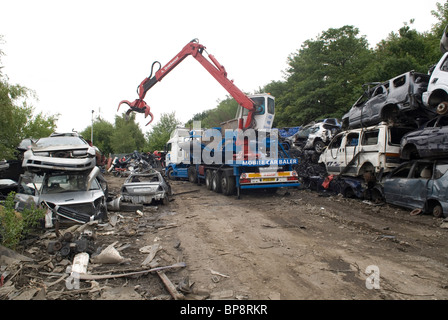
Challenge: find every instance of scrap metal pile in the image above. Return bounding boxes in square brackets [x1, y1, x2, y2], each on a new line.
[108, 150, 165, 177]
[1, 134, 180, 300]
[0, 205, 188, 300]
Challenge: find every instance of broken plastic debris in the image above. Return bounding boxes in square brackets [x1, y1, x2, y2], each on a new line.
[91, 243, 131, 264]
[71, 252, 89, 274]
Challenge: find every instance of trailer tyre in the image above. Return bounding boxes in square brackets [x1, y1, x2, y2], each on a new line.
[221, 174, 236, 196]
[188, 166, 197, 183]
[205, 170, 213, 190]
[212, 171, 222, 193]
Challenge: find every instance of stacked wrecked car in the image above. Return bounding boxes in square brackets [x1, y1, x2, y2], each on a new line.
[15, 133, 110, 227]
[313, 47, 448, 218]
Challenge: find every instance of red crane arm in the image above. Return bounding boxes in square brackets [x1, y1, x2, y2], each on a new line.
[118, 39, 255, 128]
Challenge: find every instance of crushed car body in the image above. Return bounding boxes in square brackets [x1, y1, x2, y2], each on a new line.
[285, 120, 341, 153]
[120, 169, 172, 205]
[342, 71, 432, 129]
[22, 134, 96, 173]
[15, 166, 109, 226]
[382, 159, 448, 218]
[423, 25, 448, 114]
[400, 115, 448, 160]
[319, 123, 414, 178]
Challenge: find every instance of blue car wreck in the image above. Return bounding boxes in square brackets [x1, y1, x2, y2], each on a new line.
[382, 159, 448, 218]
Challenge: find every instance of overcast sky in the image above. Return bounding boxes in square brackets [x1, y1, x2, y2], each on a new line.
[0, 0, 443, 134]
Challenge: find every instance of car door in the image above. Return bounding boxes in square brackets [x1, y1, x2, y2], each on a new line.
[320, 132, 345, 175]
[426, 161, 448, 206]
[398, 161, 432, 210]
[432, 116, 448, 156]
[14, 173, 42, 209]
[361, 84, 388, 126]
[342, 132, 360, 176]
[415, 117, 438, 158]
[383, 162, 414, 207]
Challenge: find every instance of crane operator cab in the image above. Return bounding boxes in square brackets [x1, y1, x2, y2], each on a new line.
[235, 93, 275, 131]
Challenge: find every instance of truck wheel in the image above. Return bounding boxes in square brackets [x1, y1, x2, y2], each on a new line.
[167, 168, 175, 181]
[437, 102, 448, 115]
[205, 170, 213, 190]
[188, 166, 197, 183]
[212, 171, 222, 193]
[221, 174, 236, 196]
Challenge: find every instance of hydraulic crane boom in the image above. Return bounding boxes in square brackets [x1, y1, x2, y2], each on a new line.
[118, 39, 257, 129]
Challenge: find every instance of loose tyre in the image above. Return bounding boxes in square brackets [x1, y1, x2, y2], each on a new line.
[437, 101, 448, 115]
[433, 204, 443, 218]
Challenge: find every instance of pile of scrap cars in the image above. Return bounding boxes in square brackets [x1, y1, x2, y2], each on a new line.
[283, 29, 448, 219]
[0, 132, 177, 300]
[12, 133, 170, 225]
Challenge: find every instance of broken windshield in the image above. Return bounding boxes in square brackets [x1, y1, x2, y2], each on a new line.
[41, 173, 100, 194]
[35, 136, 88, 148]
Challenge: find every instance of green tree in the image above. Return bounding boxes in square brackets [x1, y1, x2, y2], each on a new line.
[431, 1, 448, 38]
[370, 21, 436, 81]
[146, 112, 182, 151]
[0, 192, 45, 249]
[110, 113, 146, 154]
[185, 95, 239, 128]
[0, 80, 58, 159]
[426, 1, 448, 62]
[0, 36, 58, 159]
[274, 25, 373, 127]
[81, 117, 115, 155]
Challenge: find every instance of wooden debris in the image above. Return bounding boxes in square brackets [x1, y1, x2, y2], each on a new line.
[141, 243, 161, 267]
[78, 262, 186, 280]
[210, 269, 230, 278]
[156, 270, 185, 300]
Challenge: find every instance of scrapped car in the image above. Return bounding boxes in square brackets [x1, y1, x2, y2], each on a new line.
[315, 118, 342, 127]
[382, 159, 448, 218]
[120, 170, 172, 205]
[286, 121, 341, 153]
[22, 134, 96, 173]
[15, 166, 109, 226]
[319, 123, 414, 179]
[342, 71, 432, 129]
[422, 52, 448, 114]
[400, 115, 448, 160]
[423, 25, 448, 114]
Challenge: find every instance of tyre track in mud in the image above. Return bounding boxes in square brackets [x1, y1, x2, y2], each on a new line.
[253, 189, 448, 299]
[107, 173, 448, 299]
[166, 180, 448, 300]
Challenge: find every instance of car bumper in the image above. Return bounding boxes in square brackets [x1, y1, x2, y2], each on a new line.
[22, 155, 95, 172]
[121, 191, 166, 204]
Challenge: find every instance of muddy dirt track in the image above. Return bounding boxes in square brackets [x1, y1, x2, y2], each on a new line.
[163, 177, 448, 300]
[2, 173, 448, 304]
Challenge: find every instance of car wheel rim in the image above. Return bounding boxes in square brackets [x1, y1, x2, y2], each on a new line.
[437, 102, 448, 115]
